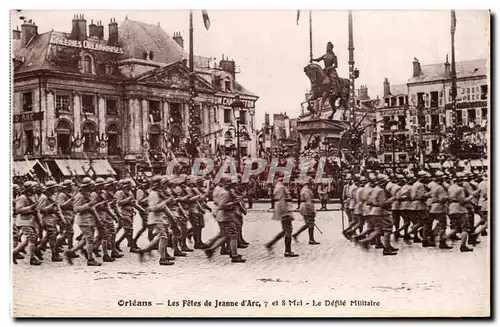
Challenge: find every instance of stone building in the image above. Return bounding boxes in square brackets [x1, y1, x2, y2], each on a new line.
[12, 15, 258, 179]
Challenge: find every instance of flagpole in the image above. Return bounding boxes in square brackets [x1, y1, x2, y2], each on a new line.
[309, 10, 313, 62]
[348, 10, 356, 124]
[188, 10, 194, 144]
[450, 10, 458, 141]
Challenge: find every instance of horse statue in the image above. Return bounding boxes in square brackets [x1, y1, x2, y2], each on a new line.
[304, 63, 350, 120]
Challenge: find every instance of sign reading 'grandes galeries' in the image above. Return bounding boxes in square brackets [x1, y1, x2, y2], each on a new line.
[50, 35, 124, 54]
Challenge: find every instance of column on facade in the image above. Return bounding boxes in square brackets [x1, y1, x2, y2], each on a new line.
[162, 98, 169, 131]
[141, 98, 149, 147]
[98, 95, 106, 154]
[44, 89, 56, 155]
[13, 92, 21, 157]
[183, 102, 189, 139]
[127, 97, 134, 153]
[73, 92, 82, 153]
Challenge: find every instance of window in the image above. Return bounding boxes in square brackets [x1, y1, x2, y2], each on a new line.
[224, 109, 232, 123]
[390, 97, 397, 107]
[225, 78, 231, 92]
[22, 92, 33, 112]
[456, 110, 463, 125]
[106, 124, 120, 156]
[417, 92, 425, 107]
[149, 51, 154, 60]
[430, 91, 438, 108]
[149, 100, 161, 122]
[481, 108, 487, 121]
[149, 125, 161, 150]
[383, 116, 390, 131]
[240, 147, 248, 157]
[240, 111, 247, 125]
[398, 153, 407, 162]
[398, 115, 406, 130]
[481, 85, 488, 100]
[142, 51, 148, 60]
[83, 55, 93, 74]
[169, 102, 182, 123]
[56, 120, 72, 155]
[56, 94, 70, 113]
[398, 96, 405, 106]
[431, 114, 439, 131]
[384, 154, 392, 163]
[106, 99, 118, 116]
[468, 109, 476, 123]
[213, 106, 219, 123]
[82, 122, 97, 152]
[82, 94, 95, 114]
[25, 130, 34, 155]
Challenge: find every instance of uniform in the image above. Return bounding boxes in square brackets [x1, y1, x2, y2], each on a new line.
[37, 192, 62, 261]
[293, 182, 319, 244]
[265, 180, 298, 257]
[204, 183, 245, 262]
[115, 187, 137, 252]
[56, 190, 74, 249]
[446, 180, 474, 251]
[428, 180, 449, 246]
[13, 191, 40, 264]
[318, 183, 329, 210]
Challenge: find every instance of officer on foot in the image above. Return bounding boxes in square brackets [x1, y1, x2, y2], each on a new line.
[293, 176, 320, 245]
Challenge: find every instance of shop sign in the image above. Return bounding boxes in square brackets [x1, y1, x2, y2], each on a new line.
[50, 35, 124, 54]
[13, 111, 44, 124]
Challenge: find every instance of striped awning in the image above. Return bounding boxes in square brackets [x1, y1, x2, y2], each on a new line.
[12, 159, 43, 176]
[54, 159, 116, 177]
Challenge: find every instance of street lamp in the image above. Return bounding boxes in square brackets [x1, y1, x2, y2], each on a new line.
[231, 95, 245, 172]
[389, 118, 398, 172]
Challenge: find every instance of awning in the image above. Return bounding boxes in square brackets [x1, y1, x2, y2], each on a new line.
[12, 159, 43, 176]
[54, 159, 116, 177]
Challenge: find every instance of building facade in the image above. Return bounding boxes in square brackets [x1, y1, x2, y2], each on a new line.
[375, 79, 411, 166]
[407, 57, 488, 162]
[12, 15, 258, 179]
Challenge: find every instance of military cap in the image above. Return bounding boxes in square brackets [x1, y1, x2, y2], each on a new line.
[45, 180, 59, 190]
[105, 177, 117, 185]
[80, 177, 94, 189]
[61, 179, 73, 187]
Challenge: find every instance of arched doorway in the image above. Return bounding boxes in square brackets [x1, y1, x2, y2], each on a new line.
[106, 124, 120, 155]
[149, 125, 162, 150]
[82, 121, 97, 152]
[56, 120, 72, 155]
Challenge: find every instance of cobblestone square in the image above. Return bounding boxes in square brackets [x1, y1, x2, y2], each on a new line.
[12, 207, 490, 317]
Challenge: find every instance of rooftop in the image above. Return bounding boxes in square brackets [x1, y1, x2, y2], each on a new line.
[409, 58, 487, 84]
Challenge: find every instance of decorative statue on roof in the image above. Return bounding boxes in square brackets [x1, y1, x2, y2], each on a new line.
[304, 42, 350, 120]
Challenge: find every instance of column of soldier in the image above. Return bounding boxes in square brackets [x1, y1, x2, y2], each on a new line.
[340, 169, 488, 255]
[11, 173, 251, 266]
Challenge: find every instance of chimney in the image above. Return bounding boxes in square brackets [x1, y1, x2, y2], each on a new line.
[219, 58, 236, 80]
[173, 32, 184, 49]
[88, 19, 98, 38]
[77, 14, 87, 40]
[12, 26, 21, 40]
[70, 14, 79, 40]
[97, 21, 104, 39]
[383, 78, 390, 97]
[108, 18, 119, 46]
[412, 58, 421, 77]
[21, 19, 38, 48]
[444, 54, 451, 76]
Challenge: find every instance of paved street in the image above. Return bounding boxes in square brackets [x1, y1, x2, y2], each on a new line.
[12, 206, 490, 317]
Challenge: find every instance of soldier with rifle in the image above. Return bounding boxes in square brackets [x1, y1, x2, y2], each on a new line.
[12, 184, 24, 261]
[35, 180, 65, 262]
[55, 180, 78, 258]
[133, 178, 153, 248]
[101, 177, 124, 259]
[88, 177, 115, 262]
[136, 175, 175, 265]
[63, 177, 102, 266]
[162, 175, 187, 257]
[13, 181, 43, 265]
[183, 175, 208, 249]
[114, 179, 140, 253]
[171, 175, 194, 253]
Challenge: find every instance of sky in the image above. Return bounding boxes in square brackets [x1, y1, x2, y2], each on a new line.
[11, 10, 490, 127]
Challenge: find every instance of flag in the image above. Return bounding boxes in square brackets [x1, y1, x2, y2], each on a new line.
[451, 10, 457, 33]
[202, 10, 210, 30]
[296, 10, 300, 25]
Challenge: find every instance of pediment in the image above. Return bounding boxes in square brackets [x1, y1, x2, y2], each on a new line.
[135, 61, 214, 92]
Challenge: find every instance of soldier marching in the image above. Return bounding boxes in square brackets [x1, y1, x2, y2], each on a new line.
[11, 163, 488, 267]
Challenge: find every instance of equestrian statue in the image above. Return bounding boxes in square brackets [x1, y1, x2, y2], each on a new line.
[304, 42, 350, 120]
